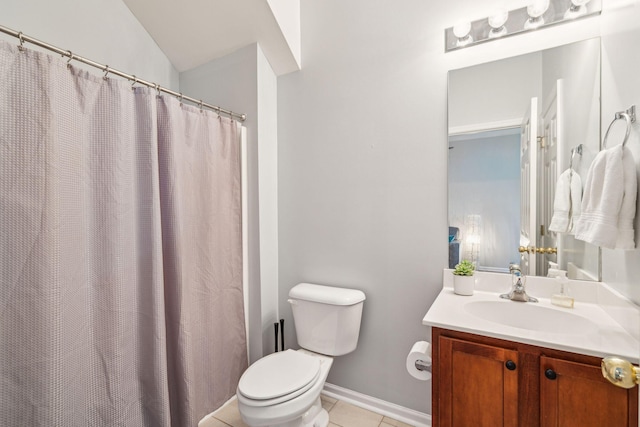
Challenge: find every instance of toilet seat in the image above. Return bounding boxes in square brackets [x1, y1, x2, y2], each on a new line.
[238, 349, 321, 407]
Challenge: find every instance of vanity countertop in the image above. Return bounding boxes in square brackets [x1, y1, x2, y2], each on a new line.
[423, 272, 639, 363]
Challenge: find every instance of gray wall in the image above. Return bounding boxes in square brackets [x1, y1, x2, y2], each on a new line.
[278, 1, 445, 413]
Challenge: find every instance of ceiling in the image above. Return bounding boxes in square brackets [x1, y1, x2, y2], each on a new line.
[122, 0, 299, 75]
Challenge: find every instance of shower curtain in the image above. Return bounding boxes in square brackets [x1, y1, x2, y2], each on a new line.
[0, 40, 247, 426]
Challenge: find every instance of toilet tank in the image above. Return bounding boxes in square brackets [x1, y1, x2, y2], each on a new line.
[288, 283, 366, 356]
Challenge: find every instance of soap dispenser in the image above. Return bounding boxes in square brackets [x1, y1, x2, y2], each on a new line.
[551, 270, 574, 308]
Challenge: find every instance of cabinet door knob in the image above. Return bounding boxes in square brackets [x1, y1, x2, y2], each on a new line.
[505, 360, 517, 371]
[545, 369, 557, 380]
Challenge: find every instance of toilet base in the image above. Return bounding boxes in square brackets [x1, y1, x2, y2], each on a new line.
[273, 396, 328, 427]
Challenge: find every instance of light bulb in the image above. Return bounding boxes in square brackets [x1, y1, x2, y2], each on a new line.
[565, 0, 591, 19]
[452, 22, 473, 47]
[527, 0, 550, 18]
[452, 22, 471, 39]
[488, 10, 509, 38]
[524, 0, 550, 29]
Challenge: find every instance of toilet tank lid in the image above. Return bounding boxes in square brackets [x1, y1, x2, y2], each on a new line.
[289, 283, 366, 306]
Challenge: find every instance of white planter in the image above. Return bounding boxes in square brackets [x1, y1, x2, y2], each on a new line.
[453, 275, 475, 296]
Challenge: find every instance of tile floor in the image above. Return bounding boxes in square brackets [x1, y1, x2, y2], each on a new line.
[201, 394, 415, 427]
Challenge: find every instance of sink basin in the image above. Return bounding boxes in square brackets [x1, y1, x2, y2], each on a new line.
[464, 300, 597, 334]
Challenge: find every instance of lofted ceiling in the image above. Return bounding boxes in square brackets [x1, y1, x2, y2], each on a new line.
[122, 0, 299, 75]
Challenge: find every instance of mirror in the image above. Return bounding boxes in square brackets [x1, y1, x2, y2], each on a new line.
[447, 38, 601, 280]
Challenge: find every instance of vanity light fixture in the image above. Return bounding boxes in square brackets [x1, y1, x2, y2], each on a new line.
[444, 0, 601, 52]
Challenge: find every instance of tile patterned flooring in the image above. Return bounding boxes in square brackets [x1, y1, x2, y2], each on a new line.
[201, 394, 415, 427]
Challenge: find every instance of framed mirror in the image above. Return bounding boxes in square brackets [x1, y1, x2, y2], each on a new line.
[447, 38, 601, 280]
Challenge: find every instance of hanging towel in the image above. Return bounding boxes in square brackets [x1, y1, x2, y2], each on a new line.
[574, 145, 624, 249]
[615, 146, 637, 249]
[549, 168, 582, 234]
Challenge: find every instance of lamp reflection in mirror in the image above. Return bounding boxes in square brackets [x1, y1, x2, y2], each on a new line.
[464, 214, 482, 266]
[524, 0, 550, 29]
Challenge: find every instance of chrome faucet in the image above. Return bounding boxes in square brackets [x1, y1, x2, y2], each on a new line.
[500, 265, 538, 303]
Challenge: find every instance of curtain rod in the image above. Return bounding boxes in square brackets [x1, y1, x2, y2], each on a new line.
[0, 24, 246, 122]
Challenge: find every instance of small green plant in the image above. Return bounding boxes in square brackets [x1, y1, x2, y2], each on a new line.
[453, 260, 475, 276]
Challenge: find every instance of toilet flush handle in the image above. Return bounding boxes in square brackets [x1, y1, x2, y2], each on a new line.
[288, 299, 298, 305]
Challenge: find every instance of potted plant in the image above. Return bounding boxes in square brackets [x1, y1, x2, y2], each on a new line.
[453, 260, 475, 295]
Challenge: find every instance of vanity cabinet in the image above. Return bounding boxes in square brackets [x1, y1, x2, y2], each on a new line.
[432, 328, 638, 427]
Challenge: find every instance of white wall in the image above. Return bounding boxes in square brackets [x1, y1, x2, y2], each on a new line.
[257, 46, 281, 356]
[179, 43, 280, 363]
[266, 0, 301, 69]
[1, 0, 178, 89]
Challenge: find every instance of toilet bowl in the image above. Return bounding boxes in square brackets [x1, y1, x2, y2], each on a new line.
[237, 349, 333, 427]
[236, 283, 366, 427]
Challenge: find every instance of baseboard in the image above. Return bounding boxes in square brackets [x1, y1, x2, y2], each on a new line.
[322, 383, 431, 427]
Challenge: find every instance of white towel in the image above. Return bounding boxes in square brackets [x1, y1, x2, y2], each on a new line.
[615, 146, 637, 249]
[548, 168, 582, 234]
[574, 145, 624, 249]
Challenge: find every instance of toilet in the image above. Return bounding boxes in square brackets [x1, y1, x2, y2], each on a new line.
[237, 283, 366, 427]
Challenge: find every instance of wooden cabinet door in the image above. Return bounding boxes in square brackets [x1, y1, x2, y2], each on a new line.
[540, 355, 638, 427]
[438, 336, 519, 427]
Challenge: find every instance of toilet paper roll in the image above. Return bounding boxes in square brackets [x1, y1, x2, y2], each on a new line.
[406, 341, 432, 381]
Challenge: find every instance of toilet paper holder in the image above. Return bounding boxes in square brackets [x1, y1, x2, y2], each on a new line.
[415, 359, 431, 372]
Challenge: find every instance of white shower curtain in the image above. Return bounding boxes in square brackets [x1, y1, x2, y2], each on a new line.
[0, 40, 247, 426]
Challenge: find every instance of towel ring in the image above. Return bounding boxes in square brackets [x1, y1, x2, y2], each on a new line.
[603, 106, 636, 148]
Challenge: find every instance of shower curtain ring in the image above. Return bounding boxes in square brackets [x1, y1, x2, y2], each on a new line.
[198, 100, 204, 112]
[66, 51, 74, 68]
[130, 75, 137, 90]
[154, 83, 161, 97]
[103, 65, 110, 80]
[17, 32, 25, 51]
[178, 93, 183, 105]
